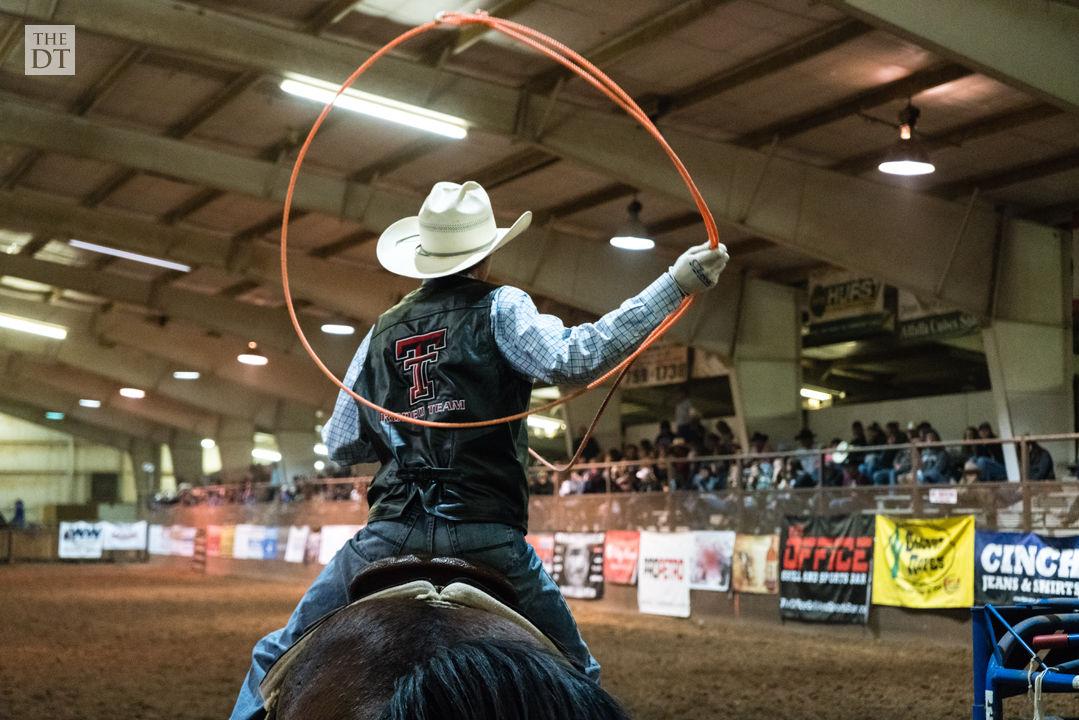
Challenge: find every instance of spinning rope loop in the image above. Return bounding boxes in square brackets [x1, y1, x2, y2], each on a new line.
[280, 10, 720, 471]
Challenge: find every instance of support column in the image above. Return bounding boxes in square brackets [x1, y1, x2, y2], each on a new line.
[560, 386, 624, 459]
[168, 431, 204, 486]
[982, 219, 1073, 479]
[217, 418, 255, 482]
[276, 430, 320, 483]
[128, 438, 160, 504]
[728, 277, 802, 447]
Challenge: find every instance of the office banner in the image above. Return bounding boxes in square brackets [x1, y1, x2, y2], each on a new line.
[732, 533, 779, 594]
[976, 531, 1079, 604]
[638, 531, 692, 617]
[690, 531, 734, 591]
[779, 515, 873, 623]
[872, 515, 974, 608]
[604, 530, 640, 585]
[102, 521, 148, 551]
[552, 532, 605, 600]
[206, 525, 224, 557]
[58, 521, 104, 559]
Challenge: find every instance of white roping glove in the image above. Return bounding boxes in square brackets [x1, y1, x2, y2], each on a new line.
[668, 242, 729, 294]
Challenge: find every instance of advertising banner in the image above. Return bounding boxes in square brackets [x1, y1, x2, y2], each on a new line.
[148, 524, 168, 555]
[552, 532, 605, 600]
[897, 289, 979, 342]
[305, 530, 322, 565]
[206, 525, 223, 557]
[806, 271, 890, 343]
[58, 521, 104, 559]
[168, 525, 196, 558]
[779, 515, 873, 623]
[604, 530, 640, 585]
[622, 345, 689, 388]
[284, 526, 310, 564]
[102, 521, 148, 551]
[638, 531, 692, 617]
[732, 534, 779, 594]
[318, 524, 363, 565]
[976, 531, 1079, 604]
[232, 524, 259, 560]
[690, 530, 735, 591]
[218, 525, 235, 559]
[525, 533, 555, 574]
[872, 515, 974, 608]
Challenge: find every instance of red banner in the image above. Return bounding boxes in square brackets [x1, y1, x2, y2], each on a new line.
[604, 530, 640, 585]
[525, 533, 555, 573]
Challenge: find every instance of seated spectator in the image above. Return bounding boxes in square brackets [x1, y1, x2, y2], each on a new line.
[691, 464, 724, 492]
[639, 439, 656, 458]
[635, 467, 665, 492]
[679, 410, 707, 446]
[792, 428, 820, 484]
[849, 421, 868, 467]
[1028, 442, 1055, 480]
[668, 439, 692, 490]
[573, 426, 602, 462]
[873, 438, 912, 486]
[655, 420, 675, 451]
[974, 422, 1007, 480]
[860, 422, 887, 478]
[558, 470, 587, 496]
[959, 459, 983, 484]
[529, 472, 555, 495]
[917, 430, 952, 484]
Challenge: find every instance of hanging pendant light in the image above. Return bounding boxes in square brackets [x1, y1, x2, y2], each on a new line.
[610, 199, 655, 251]
[878, 102, 935, 176]
[237, 341, 268, 366]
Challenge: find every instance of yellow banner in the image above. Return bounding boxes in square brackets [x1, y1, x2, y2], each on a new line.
[872, 515, 974, 608]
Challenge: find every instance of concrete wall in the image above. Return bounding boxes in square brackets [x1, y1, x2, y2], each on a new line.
[806, 391, 996, 444]
[0, 412, 138, 524]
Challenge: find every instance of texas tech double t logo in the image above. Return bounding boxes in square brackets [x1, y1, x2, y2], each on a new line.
[394, 329, 447, 405]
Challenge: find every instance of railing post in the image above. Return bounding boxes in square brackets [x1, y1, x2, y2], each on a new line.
[1020, 437, 1033, 532]
[910, 441, 924, 516]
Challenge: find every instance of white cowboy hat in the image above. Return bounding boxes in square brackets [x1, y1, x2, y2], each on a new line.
[376, 180, 532, 279]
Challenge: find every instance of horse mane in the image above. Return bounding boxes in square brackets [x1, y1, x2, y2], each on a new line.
[273, 598, 630, 720]
[378, 638, 630, 720]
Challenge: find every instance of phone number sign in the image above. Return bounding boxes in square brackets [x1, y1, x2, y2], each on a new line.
[622, 345, 688, 388]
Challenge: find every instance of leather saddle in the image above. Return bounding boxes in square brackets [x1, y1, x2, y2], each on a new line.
[348, 554, 519, 609]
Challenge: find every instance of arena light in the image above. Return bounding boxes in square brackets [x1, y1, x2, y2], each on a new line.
[172, 370, 201, 380]
[610, 200, 655, 251]
[314, 443, 329, 456]
[0, 311, 67, 340]
[78, 398, 101, 408]
[320, 322, 355, 336]
[252, 448, 282, 462]
[878, 103, 935, 176]
[44, 411, 64, 421]
[200, 438, 216, 449]
[280, 73, 468, 140]
[799, 387, 833, 402]
[527, 414, 565, 438]
[68, 239, 192, 272]
[119, 387, 145, 399]
[237, 341, 268, 366]
[314, 460, 326, 472]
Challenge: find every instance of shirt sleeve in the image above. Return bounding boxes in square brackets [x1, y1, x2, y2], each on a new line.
[322, 328, 378, 466]
[491, 271, 687, 385]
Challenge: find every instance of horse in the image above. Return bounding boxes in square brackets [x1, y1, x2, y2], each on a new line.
[260, 556, 630, 720]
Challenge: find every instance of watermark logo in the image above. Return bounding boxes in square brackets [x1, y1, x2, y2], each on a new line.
[25, 25, 75, 75]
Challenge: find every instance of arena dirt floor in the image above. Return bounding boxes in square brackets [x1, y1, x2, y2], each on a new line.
[2, 563, 1076, 720]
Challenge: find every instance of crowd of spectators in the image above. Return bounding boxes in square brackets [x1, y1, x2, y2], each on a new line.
[151, 463, 365, 507]
[531, 412, 1058, 497]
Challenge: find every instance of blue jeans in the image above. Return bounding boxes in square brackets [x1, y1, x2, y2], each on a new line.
[229, 509, 599, 720]
[872, 468, 896, 486]
[977, 457, 1007, 481]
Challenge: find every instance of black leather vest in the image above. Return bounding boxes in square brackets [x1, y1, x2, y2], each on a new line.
[355, 275, 533, 530]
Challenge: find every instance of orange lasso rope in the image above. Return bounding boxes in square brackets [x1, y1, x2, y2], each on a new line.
[280, 11, 720, 472]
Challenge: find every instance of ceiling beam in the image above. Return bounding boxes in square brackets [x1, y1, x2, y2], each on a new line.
[533, 182, 636, 224]
[466, 147, 561, 190]
[309, 229, 376, 259]
[0, 396, 139, 451]
[830, 103, 1062, 176]
[17, 234, 51, 257]
[448, 0, 538, 56]
[1023, 201, 1079, 227]
[654, 19, 871, 118]
[734, 63, 973, 148]
[932, 148, 1079, 199]
[824, 0, 1079, 111]
[0, 252, 353, 365]
[647, 211, 702, 236]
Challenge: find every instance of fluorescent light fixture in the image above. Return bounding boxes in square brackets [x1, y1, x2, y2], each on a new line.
[44, 411, 64, 421]
[0, 311, 67, 339]
[531, 386, 560, 401]
[172, 370, 201, 380]
[119, 387, 145, 399]
[610, 199, 654, 251]
[68, 239, 192, 273]
[526, 414, 565, 438]
[799, 387, 833, 402]
[251, 448, 282, 462]
[237, 340, 268, 366]
[280, 74, 468, 140]
[314, 443, 329, 456]
[78, 398, 101, 408]
[314, 460, 326, 472]
[320, 323, 355, 336]
[200, 438, 216, 449]
[610, 236, 655, 251]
